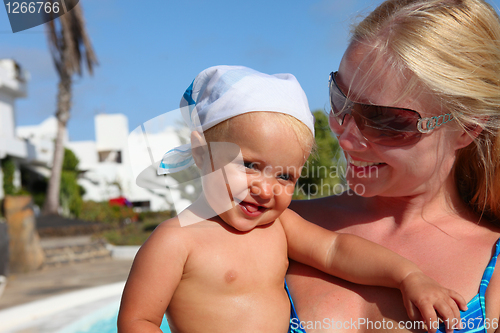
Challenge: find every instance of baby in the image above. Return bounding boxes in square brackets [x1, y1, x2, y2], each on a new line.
[118, 66, 466, 333]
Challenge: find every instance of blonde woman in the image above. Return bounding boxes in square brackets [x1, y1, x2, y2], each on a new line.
[287, 0, 500, 332]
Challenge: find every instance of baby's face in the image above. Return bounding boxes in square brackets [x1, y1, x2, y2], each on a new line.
[199, 113, 308, 232]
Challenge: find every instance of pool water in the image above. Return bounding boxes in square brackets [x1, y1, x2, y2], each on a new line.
[55, 301, 171, 333]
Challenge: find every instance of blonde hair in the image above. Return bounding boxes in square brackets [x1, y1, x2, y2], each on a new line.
[204, 112, 316, 157]
[351, 0, 500, 223]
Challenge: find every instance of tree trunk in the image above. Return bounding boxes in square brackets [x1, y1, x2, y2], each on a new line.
[42, 73, 72, 215]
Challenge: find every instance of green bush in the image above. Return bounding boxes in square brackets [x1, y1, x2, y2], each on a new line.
[60, 148, 83, 217]
[80, 201, 136, 224]
[294, 110, 345, 199]
[2, 157, 16, 196]
[2, 158, 37, 197]
[60, 171, 83, 217]
[100, 223, 151, 246]
[137, 210, 173, 223]
[62, 148, 79, 171]
[96, 210, 173, 245]
[142, 221, 160, 232]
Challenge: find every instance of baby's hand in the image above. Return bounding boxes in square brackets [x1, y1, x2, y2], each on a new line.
[399, 271, 467, 333]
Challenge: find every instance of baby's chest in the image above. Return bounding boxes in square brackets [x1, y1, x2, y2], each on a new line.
[182, 231, 289, 291]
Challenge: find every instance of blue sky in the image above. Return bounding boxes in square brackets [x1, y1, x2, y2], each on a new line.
[1, 0, 499, 141]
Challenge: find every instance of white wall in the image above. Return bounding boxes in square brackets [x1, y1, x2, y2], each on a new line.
[0, 59, 28, 98]
[0, 92, 15, 140]
[16, 117, 69, 143]
[0, 59, 29, 162]
[66, 141, 98, 170]
[95, 114, 129, 151]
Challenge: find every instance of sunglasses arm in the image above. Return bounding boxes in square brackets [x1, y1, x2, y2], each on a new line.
[417, 113, 454, 134]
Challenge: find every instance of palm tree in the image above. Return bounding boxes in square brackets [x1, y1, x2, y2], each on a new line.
[43, 0, 98, 215]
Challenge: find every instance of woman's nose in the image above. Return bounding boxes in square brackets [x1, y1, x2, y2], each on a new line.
[334, 114, 369, 151]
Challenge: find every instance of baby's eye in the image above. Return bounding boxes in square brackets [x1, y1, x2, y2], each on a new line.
[244, 161, 259, 170]
[278, 174, 292, 181]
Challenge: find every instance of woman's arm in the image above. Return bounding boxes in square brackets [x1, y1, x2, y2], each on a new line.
[117, 218, 189, 333]
[280, 208, 467, 333]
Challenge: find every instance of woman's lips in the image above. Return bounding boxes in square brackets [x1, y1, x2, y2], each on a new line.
[346, 157, 387, 175]
[348, 155, 384, 167]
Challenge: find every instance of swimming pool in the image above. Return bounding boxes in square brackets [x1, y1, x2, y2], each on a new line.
[0, 282, 171, 333]
[55, 300, 171, 333]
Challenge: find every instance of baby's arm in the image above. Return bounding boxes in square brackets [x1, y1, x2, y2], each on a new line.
[117, 219, 188, 333]
[280, 209, 467, 333]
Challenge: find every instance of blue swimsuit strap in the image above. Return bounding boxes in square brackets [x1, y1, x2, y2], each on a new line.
[479, 238, 500, 319]
[433, 238, 500, 333]
[285, 280, 307, 333]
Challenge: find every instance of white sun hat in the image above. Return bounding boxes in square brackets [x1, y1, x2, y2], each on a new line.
[157, 65, 314, 175]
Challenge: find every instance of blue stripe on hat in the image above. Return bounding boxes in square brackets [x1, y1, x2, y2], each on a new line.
[158, 156, 194, 171]
[183, 81, 196, 106]
[157, 145, 195, 175]
[182, 80, 198, 125]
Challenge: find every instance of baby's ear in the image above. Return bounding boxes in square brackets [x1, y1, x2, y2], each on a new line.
[191, 131, 208, 168]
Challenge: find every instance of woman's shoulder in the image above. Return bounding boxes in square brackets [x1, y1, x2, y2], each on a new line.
[462, 214, 500, 241]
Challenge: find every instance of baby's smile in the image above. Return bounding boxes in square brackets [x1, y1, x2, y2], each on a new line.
[237, 201, 267, 217]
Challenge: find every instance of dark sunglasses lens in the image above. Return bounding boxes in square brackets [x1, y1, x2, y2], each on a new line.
[329, 110, 346, 135]
[329, 76, 347, 118]
[352, 104, 422, 146]
[329, 71, 422, 146]
[329, 73, 352, 133]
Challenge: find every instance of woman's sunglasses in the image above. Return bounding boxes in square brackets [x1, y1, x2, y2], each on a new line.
[329, 71, 454, 147]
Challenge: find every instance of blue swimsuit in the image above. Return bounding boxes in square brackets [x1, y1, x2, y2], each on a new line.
[434, 238, 500, 333]
[286, 238, 500, 333]
[286, 281, 307, 333]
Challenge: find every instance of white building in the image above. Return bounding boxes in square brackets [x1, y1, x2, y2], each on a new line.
[1, 58, 192, 213]
[70, 113, 194, 212]
[16, 113, 193, 213]
[0, 59, 33, 198]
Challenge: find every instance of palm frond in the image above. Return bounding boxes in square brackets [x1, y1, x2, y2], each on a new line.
[46, 0, 98, 77]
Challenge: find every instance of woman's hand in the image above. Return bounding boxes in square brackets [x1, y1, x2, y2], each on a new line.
[400, 271, 468, 333]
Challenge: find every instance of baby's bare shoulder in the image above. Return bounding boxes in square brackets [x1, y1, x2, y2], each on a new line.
[148, 215, 234, 253]
[149, 215, 213, 245]
[141, 215, 216, 258]
[138, 216, 190, 257]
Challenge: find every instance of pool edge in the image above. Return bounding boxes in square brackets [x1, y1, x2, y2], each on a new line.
[0, 281, 126, 332]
